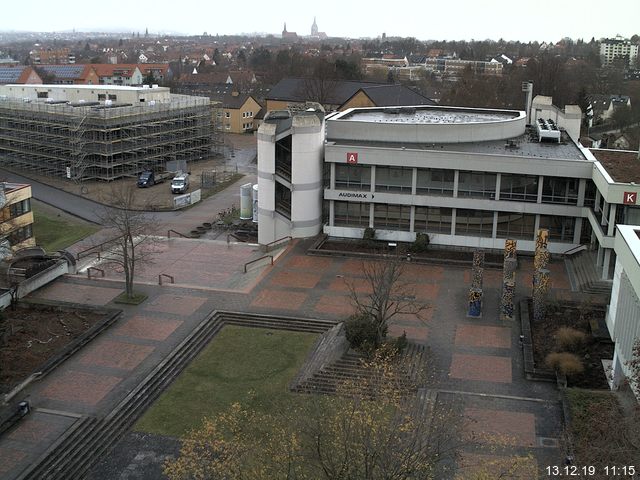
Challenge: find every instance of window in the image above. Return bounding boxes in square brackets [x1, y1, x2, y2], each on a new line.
[335, 164, 371, 190]
[539, 215, 575, 242]
[373, 204, 411, 231]
[108, 94, 117, 101]
[500, 174, 538, 202]
[98, 93, 106, 100]
[455, 209, 493, 237]
[9, 198, 31, 218]
[457, 171, 496, 199]
[225, 112, 230, 118]
[414, 206, 452, 233]
[37, 91, 48, 98]
[496, 212, 536, 240]
[541, 177, 578, 205]
[334, 201, 369, 227]
[7, 224, 33, 245]
[375, 166, 413, 193]
[416, 168, 454, 196]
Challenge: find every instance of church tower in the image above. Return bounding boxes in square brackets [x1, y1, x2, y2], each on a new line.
[311, 17, 318, 36]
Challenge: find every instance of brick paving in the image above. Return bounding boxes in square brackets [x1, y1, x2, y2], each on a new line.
[2, 215, 580, 478]
[464, 407, 537, 447]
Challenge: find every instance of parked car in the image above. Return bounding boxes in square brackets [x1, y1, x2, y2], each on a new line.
[137, 170, 173, 187]
[171, 173, 190, 194]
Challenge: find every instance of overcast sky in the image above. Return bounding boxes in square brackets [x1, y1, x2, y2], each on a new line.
[1, 0, 638, 42]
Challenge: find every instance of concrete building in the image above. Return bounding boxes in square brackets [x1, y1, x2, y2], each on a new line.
[606, 224, 640, 394]
[0, 84, 212, 182]
[600, 36, 639, 67]
[257, 103, 640, 284]
[257, 108, 325, 243]
[0, 182, 35, 256]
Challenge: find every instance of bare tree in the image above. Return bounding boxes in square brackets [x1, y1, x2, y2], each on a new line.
[346, 257, 429, 347]
[98, 184, 158, 299]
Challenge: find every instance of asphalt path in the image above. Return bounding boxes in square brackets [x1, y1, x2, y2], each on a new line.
[1, 169, 180, 225]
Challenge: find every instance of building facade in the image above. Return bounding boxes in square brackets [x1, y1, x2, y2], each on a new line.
[0, 84, 212, 182]
[0, 183, 35, 255]
[600, 37, 639, 67]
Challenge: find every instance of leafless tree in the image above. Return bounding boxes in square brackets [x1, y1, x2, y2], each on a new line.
[347, 257, 429, 345]
[98, 184, 158, 299]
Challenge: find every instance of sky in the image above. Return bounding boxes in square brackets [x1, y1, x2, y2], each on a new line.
[1, 0, 639, 43]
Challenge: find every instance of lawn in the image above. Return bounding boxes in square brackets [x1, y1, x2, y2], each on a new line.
[32, 204, 99, 252]
[134, 325, 318, 437]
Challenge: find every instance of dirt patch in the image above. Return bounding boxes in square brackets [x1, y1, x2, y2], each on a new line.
[0, 304, 106, 394]
[530, 301, 613, 389]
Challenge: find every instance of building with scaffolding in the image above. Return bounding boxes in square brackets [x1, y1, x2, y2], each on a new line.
[0, 84, 213, 182]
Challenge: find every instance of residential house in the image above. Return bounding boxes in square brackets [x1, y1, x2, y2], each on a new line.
[91, 64, 143, 85]
[211, 91, 262, 134]
[0, 66, 43, 85]
[587, 94, 632, 126]
[33, 64, 99, 85]
[265, 78, 435, 112]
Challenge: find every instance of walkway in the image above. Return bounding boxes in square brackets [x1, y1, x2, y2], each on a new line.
[0, 237, 572, 479]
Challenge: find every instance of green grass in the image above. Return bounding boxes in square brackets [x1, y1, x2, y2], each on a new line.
[134, 325, 318, 437]
[32, 205, 99, 252]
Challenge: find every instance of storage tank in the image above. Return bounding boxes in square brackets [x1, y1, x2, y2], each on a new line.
[239, 183, 253, 219]
[252, 184, 258, 223]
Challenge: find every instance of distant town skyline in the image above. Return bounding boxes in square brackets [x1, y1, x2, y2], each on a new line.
[1, 0, 639, 43]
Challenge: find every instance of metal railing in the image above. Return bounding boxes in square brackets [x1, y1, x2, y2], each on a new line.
[87, 267, 105, 279]
[167, 229, 188, 238]
[243, 255, 273, 273]
[158, 273, 174, 285]
[563, 244, 587, 256]
[264, 235, 292, 253]
[76, 235, 123, 261]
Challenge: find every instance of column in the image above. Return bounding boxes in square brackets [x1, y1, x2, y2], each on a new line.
[607, 204, 617, 237]
[602, 249, 611, 280]
[453, 170, 459, 198]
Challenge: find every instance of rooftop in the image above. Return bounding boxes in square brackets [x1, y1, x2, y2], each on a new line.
[335, 105, 519, 125]
[329, 133, 588, 161]
[590, 149, 640, 183]
[3, 83, 169, 92]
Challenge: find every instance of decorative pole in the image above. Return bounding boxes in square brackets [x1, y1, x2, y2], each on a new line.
[468, 250, 485, 317]
[500, 239, 517, 321]
[532, 229, 551, 322]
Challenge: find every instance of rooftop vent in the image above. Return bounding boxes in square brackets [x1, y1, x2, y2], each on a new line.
[536, 118, 561, 143]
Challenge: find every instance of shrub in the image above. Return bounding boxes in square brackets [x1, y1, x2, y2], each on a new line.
[555, 327, 587, 352]
[345, 312, 384, 353]
[408, 233, 430, 254]
[545, 352, 584, 376]
[393, 331, 408, 353]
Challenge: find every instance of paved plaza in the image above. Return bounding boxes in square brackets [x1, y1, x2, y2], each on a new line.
[0, 189, 576, 479]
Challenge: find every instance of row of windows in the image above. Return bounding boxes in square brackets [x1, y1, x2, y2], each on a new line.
[7, 224, 33, 246]
[334, 165, 583, 206]
[242, 111, 255, 118]
[0, 199, 31, 222]
[333, 201, 576, 242]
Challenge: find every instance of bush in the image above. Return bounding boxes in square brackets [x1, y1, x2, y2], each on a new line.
[345, 313, 384, 353]
[555, 327, 587, 352]
[408, 233, 430, 254]
[545, 352, 584, 376]
[360, 227, 377, 249]
[393, 331, 408, 353]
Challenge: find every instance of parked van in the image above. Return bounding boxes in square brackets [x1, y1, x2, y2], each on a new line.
[171, 173, 190, 194]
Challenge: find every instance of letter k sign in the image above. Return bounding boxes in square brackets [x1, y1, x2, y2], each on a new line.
[623, 191, 637, 205]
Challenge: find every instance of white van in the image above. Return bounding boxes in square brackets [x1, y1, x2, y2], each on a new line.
[171, 173, 190, 194]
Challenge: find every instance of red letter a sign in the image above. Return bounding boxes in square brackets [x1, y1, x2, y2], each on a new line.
[346, 152, 358, 164]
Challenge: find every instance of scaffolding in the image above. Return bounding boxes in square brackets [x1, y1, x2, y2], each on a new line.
[0, 94, 214, 182]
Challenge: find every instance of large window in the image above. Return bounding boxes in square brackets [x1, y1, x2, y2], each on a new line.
[334, 201, 369, 227]
[1, 198, 31, 222]
[541, 177, 578, 205]
[416, 168, 454, 196]
[373, 204, 411, 231]
[500, 174, 538, 202]
[335, 164, 371, 191]
[457, 171, 497, 199]
[496, 212, 536, 240]
[375, 166, 413, 193]
[414, 206, 452, 234]
[455, 209, 494, 237]
[539, 215, 575, 242]
[7, 224, 33, 245]
[584, 180, 597, 208]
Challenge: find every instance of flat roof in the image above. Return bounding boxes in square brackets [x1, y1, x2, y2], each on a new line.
[329, 133, 588, 161]
[590, 149, 640, 183]
[333, 105, 521, 125]
[4, 83, 169, 92]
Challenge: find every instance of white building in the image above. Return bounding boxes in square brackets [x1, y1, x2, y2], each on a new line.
[607, 224, 640, 394]
[600, 36, 639, 67]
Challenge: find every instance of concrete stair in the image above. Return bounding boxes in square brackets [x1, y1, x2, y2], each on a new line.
[565, 251, 612, 297]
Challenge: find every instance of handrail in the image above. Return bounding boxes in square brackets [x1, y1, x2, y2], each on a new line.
[158, 273, 174, 285]
[264, 235, 292, 252]
[563, 244, 587, 256]
[243, 255, 273, 273]
[87, 267, 105, 279]
[76, 235, 123, 261]
[167, 229, 188, 238]
[227, 233, 241, 244]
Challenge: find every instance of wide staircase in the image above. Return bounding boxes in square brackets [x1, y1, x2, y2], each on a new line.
[291, 342, 429, 396]
[564, 250, 612, 297]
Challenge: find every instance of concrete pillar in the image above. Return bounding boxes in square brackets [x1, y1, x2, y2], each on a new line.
[411, 168, 417, 195]
[450, 209, 457, 236]
[577, 179, 586, 206]
[330, 162, 336, 190]
[453, 170, 459, 198]
[537, 175, 544, 203]
[608, 204, 617, 237]
[370, 165, 376, 193]
[573, 217, 583, 244]
[494, 173, 501, 201]
[329, 200, 335, 226]
[410, 205, 415, 232]
[369, 203, 374, 228]
[533, 215, 540, 241]
[597, 245, 603, 266]
[602, 248, 611, 280]
[492, 211, 498, 238]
